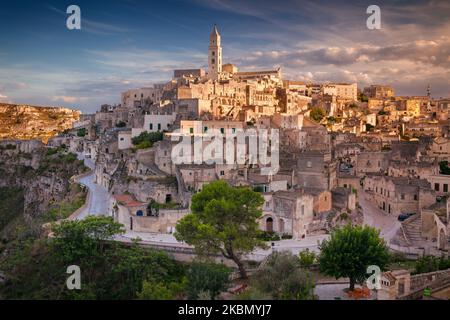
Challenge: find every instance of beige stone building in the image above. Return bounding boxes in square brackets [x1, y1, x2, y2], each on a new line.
[260, 190, 314, 239]
[364, 175, 436, 216]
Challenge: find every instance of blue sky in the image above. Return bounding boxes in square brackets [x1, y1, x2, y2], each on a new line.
[0, 0, 449, 113]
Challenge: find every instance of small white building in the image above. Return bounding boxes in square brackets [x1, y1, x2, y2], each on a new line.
[118, 131, 132, 150]
[131, 113, 177, 138]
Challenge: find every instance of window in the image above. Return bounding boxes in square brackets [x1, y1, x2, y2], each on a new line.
[444, 184, 448, 192]
[120, 138, 124, 141]
[401, 194, 405, 200]
[307, 161, 312, 168]
[212, 59, 215, 64]
[220, 171, 225, 176]
[414, 194, 418, 201]
[150, 123, 153, 130]
[204, 126, 208, 133]
[301, 205, 305, 215]
[189, 128, 194, 134]
[212, 51, 215, 56]
[435, 183, 440, 191]
[158, 123, 161, 131]
[220, 128, 225, 134]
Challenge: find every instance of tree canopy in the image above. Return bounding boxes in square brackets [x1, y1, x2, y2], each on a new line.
[252, 252, 315, 300]
[319, 224, 390, 290]
[174, 180, 265, 278]
[310, 107, 326, 122]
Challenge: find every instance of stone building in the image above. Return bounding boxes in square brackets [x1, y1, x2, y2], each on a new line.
[260, 190, 314, 239]
[296, 151, 337, 190]
[111, 194, 188, 234]
[356, 151, 390, 176]
[364, 175, 436, 216]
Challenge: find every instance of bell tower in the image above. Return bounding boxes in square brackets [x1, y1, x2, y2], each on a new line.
[208, 24, 222, 80]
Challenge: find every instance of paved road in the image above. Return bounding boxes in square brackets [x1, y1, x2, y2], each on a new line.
[359, 188, 400, 244]
[116, 230, 329, 261]
[75, 154, 110, 220]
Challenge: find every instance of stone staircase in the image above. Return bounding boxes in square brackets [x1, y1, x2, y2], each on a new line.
[403, 215, 424, 243]
[401, 215, 435, 248]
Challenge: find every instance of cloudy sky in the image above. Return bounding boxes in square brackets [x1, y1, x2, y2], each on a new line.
[0, 0, 449, 113]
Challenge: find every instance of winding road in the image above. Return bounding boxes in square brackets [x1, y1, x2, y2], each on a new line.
[75, 154, 110, 219]
[359, 187, 401, 244]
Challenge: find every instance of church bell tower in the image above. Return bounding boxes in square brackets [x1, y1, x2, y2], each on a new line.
[208, 24, 222, 80]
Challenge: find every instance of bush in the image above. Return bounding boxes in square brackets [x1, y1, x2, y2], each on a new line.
[137, 279, 186, 300]
[253, 252, 315, 300]
[310, 107, 326, 122]
[439, 161, 450, 175]
[132, 131, 163, 148]
[299, 249, 317, 269]
[415, 256, 450, 274]
[258, 231, 281, 241]
[77, 128, 87, 137]
[187, 262, 231, 300]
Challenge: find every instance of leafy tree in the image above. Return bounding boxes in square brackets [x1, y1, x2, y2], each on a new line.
[319, 224, 389, 290]
[77, 128, 87, 137]
[1, 216, 186, 299]
[137, 279, 186, 300]
[252, 252, 315, 300]
[298, 249, 317, 269]
[51, 216, 125, 264]
[175, 180, 265, 278]
[310, 107, 326, 122]
[187, 261, 231, 300]
[439, 161, 450, 175]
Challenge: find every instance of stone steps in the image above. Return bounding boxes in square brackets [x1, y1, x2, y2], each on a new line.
[403, 217, 428, 243]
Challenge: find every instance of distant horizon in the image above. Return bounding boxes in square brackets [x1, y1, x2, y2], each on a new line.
[1, 0, 449, 113]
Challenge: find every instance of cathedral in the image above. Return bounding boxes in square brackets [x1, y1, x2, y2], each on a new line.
[206, 25, 282, 82]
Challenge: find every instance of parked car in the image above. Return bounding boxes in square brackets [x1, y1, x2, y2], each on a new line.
[398, 212, 415, 222]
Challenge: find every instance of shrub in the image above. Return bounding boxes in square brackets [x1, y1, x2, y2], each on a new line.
[258, 231, 281, 241]
[253, 252, 315, 300]
[299, 249, 317, 269]
[77, 128, 87, 137]
[187, 262, 231, 300]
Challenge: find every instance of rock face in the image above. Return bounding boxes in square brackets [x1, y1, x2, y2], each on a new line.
[0, 103, 80, 143]
[0, 140, 86, 226]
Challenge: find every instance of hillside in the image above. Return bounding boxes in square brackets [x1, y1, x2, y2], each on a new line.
[0, 103, 80, 143]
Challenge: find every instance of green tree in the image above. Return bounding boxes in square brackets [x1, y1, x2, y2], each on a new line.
[310, 107, 326, 122]
[174, 180, 265, 278]
[298, 249, 317, 269]
[51, 216, 125, 264]
[319, 224, 390, 290]
[439, 161, 450, 175]
[253, 252, 315, 300]
[187, 261, 231, 300]
[77, 128, 87, 137]
[137, 279, 186, 300]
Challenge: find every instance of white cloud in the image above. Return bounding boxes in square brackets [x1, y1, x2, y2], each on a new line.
[52, 96, 78, 104]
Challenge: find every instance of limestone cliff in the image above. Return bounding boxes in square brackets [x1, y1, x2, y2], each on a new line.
[0, 103, 80, 143]
[0, 140, 87, 239]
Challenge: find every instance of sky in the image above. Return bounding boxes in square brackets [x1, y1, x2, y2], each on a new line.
[0, 0, 449, 113]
